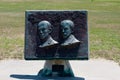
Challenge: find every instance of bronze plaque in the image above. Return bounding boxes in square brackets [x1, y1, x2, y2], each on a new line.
[24, 10, 89, 60]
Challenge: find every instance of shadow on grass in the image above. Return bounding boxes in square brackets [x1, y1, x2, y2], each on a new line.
[10, 69, 85, 80]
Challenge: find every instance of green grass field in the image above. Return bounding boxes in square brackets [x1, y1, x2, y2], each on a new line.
[0, 0, 120, 64]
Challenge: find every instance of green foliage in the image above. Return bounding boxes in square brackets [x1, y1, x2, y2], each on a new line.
[0, 0, 120, 64]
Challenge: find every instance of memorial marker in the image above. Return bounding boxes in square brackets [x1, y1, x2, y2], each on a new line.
[24, 10, 89, 77]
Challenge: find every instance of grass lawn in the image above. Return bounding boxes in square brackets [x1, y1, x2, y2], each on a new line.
[0, 0, 120, 64]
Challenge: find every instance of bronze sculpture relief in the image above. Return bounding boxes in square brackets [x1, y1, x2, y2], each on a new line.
[25, 10, 88, 60]
[37, 20, 58, 48]
[60, 20, 80, 46]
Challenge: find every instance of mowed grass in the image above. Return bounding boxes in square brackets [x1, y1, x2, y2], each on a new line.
[0, 0, 120, 64]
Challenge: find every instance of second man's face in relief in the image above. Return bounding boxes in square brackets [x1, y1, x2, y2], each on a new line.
[61, 25, 72, 39]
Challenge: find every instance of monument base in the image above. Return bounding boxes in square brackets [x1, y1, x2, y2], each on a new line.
[39, 60, 74, 77]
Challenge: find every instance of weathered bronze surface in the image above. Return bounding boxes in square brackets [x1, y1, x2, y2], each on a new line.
[24, 10, 88, 60]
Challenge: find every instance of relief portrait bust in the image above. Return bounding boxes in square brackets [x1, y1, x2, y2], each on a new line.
[58, 20, 80, 58]
[38, 20, 58, 47]
[60, 20, 80, 46]
[36, 20, 58, 58]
